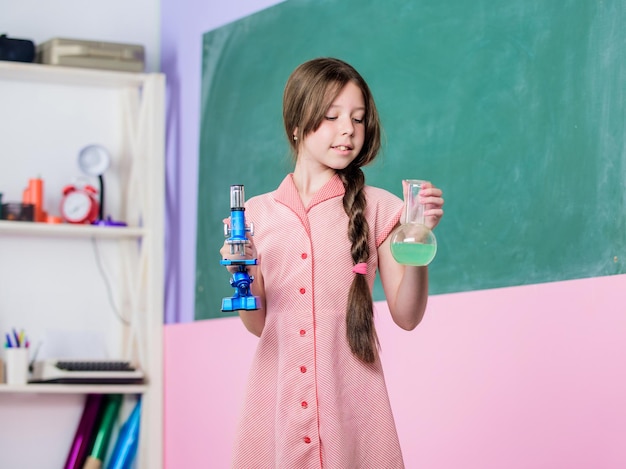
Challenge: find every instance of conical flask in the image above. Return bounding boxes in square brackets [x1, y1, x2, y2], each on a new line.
[390, 179, 437, 266]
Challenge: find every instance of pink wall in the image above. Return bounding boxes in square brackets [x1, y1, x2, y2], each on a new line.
[164, 274, 626, 468]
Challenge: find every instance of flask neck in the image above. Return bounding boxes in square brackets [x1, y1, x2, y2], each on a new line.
[403, 179, 426, 225]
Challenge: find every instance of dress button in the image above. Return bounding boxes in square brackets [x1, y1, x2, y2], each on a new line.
[303, 437, 311, 444]
[299, 329, 306, 336]
[300, 366, 307, 373]
[301, 401, 308, 409]
[301, 253, 308, 259]
[299, 288, 306, 294]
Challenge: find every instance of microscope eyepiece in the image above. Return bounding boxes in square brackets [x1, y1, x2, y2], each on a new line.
[230, 184, 245, 210]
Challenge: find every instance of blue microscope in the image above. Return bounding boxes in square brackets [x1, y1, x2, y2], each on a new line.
[220, 184, 260, 312]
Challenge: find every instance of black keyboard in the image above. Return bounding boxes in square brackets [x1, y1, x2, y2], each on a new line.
[56, 360, 136, 372]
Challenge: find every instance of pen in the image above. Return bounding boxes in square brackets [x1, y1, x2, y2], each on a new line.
[13, 328, 20, 348]
[5, 332, 13, 348]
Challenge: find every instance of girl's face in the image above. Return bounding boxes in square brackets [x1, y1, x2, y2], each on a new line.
[298, 81, 366, 171]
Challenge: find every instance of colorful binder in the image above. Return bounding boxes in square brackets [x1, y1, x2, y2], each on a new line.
[64, 394, 106, 469]
[106, 398, 142, 469]
[83, 394, 123, 469]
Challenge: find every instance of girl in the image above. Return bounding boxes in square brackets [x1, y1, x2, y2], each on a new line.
[220, 57, 444, 468]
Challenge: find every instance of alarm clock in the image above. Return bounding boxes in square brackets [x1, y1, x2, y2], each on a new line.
[60, 184, 100, 224]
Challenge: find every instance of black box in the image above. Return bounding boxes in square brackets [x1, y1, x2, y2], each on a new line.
[0, 34, 36, 63]
[1, 203, 35, 221]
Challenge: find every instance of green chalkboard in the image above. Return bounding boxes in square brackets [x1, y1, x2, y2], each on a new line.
[195, 0, 626, 320]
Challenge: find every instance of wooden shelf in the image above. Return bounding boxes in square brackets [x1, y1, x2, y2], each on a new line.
[0, 383, 147, 394]
[0, 61, 165, 468]
[0, 220, 145, 239]
[0, 60, 150, 89]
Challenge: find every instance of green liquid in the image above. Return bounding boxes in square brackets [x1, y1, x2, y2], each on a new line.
[391, 242, 437, 266]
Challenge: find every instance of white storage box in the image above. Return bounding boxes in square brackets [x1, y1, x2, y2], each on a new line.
[36, 37, 145, 72]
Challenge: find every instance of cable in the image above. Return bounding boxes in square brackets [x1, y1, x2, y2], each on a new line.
[91, 237, 131, 326]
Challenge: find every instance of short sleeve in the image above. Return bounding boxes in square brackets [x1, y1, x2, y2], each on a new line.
[365, 186, 404, 248]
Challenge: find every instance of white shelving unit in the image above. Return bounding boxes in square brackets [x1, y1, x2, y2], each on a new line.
[0, 61, 164, 468]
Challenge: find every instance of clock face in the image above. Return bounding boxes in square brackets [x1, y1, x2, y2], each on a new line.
[62, 191, 92, 223]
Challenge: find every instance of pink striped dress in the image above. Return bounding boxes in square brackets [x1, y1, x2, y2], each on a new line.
[231, 174, 405, 469]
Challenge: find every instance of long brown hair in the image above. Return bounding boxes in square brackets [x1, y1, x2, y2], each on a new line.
[283, 57, 382, 363]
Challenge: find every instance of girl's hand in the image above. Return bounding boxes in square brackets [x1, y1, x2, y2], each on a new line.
[419, 182, 444, 230]
[219, 217, 259, 273]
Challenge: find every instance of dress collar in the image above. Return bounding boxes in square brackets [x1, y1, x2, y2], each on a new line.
[274, 173, 345, 213]
[273, 174, 345, 233]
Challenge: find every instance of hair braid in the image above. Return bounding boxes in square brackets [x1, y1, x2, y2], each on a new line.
[340, 166, 378, 363]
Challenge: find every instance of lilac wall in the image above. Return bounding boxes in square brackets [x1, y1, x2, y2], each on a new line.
[160, 0, 286, 324]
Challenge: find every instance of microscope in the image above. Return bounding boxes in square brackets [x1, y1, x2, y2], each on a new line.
[220, 184, 260, 312]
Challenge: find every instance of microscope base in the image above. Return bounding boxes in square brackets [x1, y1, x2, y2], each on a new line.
[221, 295, 260, 312]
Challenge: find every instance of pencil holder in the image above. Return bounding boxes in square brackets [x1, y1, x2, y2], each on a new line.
[5, 348, 29, 385]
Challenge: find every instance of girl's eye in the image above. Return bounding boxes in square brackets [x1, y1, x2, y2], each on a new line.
[324, 115, 364, 123]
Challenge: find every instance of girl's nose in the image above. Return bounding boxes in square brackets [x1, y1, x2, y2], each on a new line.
[341, 118, 354, 136]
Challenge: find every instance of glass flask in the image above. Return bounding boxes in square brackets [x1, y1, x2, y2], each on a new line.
[390, 179, 437, 266]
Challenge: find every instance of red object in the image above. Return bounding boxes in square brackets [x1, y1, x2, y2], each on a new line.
[60, 184, 100, 224]
[22, 177, 47, 222]
[46, 215, 63, 224]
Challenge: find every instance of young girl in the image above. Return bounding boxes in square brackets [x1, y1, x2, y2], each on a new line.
[220, 57, 444, 468]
